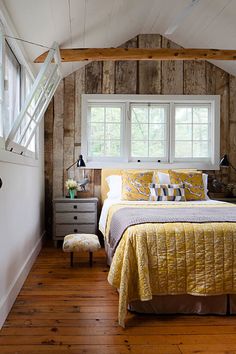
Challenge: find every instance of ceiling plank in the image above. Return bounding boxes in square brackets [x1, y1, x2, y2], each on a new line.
[35, 47, 236, 63]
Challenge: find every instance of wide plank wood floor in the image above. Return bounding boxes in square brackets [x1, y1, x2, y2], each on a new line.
[2, 244, 236, 353]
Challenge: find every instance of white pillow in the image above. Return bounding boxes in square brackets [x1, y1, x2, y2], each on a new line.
[157, 172, 170, 184]
[157, 172, 209, 200]
[106, 175, 122, 199]
[202, 173, 209, 199]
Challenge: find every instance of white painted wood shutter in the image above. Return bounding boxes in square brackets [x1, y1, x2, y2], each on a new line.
[6, 41, 62, 154]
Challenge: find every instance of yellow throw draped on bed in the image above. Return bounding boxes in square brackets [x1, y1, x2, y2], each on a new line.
[106, 202, 236, 327]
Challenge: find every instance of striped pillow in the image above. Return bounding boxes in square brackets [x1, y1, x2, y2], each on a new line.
[150, 183, 186, 201]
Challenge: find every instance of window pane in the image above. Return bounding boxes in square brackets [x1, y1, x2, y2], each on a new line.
[88, 141, 104, 157]
[149, 141, 165, 157]
[175, 124, 192, 140]
[105, 140, 120, 157]
[150, 107, 165, 123]
[27, 135, 36, 152]
[149, 124, 165, 140]
[106, 123, 120, 139]
[131, 106, 148, 123]
[175, 141, 192, 158]
[174, 105, 211, 160]
[131, 123, 148, 140]
[193, 124, 208, 140]
[193, 142, 209, 158]
[106, 107, 121, 122]
[90, 107, 104, 122]
[4, 42, 21, 136]
[130, 104, 168, 160]
[87, 104, 123, 159]
[131, 141, 148, 157]
[90, 123, 104, 140]
[175, 107, 192, 123]
[193, 107, 209, 123]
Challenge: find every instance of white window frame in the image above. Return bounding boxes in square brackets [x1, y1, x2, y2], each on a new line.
[86, 102, 126, 162]
[5, 41, 62, 156]
[0, 22, 5, 149]
[82, 94, 220, 170]
[128, 103, 170, 163]
[171, 103, 213, 163]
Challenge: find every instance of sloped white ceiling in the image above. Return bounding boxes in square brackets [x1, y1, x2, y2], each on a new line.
[3, 0, 236, 77]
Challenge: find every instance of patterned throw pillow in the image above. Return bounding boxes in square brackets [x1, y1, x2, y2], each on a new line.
[149, 184, 186, 201]
[169, 170, 205, 201]
[121, 170, 153, 201]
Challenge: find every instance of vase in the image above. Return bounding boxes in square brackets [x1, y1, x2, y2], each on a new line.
[69, 189, 76, 199]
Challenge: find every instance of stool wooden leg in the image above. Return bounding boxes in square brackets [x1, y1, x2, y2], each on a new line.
[89, 252, 93, 267]
[70, 252, 74, 267]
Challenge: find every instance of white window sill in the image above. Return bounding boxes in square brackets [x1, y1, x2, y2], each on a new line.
[0, 149, 39, 167]
[84, 161, 220, 170]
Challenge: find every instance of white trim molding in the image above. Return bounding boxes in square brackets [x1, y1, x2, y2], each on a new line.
[0, 231, 45, 329]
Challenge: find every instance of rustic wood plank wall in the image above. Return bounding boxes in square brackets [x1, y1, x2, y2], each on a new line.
[44, 34, 236, 236]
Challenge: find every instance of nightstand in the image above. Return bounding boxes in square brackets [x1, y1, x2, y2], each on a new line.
[53, 197, 98, 247]
[210, 197, 236, 204]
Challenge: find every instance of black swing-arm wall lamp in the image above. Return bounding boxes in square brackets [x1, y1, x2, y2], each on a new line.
[66, 155, 86, 171]
[66, 155, 89, 192]
[219, 154, 236, 172]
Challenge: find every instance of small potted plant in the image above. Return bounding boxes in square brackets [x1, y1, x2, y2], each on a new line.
[65, 179, 78, 199]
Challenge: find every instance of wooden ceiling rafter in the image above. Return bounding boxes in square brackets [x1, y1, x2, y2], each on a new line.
[34, 47, 236, 63]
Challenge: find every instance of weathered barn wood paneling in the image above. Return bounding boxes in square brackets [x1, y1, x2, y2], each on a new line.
[161, 38, 183, 94]
[115, 37, 138, 94]
[229, 75, 236, 182]
[138, 34, 161, 94]
[53, 80, 64, 198]
[102, 61, 115, 94]
[44, 34, 236, 236]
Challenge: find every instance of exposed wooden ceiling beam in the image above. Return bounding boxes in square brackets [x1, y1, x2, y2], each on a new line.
[34, 47, 236, 63]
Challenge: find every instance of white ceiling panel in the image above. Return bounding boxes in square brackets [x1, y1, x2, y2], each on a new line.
[2, 0, 236, 77]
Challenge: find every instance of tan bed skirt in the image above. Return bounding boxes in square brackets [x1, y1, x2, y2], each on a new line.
[105, 240, 236, 315]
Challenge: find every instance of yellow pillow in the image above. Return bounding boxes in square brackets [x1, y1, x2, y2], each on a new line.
[122, 170, 153, 201]
[169, 170, 205, 201]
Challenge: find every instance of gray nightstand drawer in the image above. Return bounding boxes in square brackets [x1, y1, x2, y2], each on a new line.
[53, 197, 98, 246]
[55, 212, 96, 224]
[55, 202, 96, 212]
[55, 224, 96, 237]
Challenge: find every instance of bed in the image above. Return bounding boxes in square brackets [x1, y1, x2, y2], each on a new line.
[99, 169, 236, 327]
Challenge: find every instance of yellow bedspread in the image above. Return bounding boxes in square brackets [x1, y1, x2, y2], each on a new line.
[106, 202, 236, 326]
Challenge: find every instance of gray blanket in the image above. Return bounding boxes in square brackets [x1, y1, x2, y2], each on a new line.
[109, 206, 236, 255]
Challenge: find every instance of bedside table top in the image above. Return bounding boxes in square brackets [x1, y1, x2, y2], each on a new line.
[210, 197, 236, 203]
[53, 197, 98, 202]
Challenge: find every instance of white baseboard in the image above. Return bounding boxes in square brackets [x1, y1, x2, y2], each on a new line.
[0, 231, 45, 329]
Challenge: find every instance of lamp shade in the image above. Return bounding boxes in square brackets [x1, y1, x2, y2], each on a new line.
[77, 155, 86, 167]
[219, 154, 230, 167]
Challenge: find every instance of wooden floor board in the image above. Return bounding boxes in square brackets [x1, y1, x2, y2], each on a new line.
[1, 244, 236, 353]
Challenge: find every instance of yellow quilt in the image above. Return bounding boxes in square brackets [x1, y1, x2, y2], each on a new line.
[106, 202, 236, 326]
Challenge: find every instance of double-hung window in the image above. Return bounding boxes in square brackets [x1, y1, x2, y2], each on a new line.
[82, 95, 220, 169]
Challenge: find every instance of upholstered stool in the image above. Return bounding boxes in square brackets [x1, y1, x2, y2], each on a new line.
[63, 234, 101, 267]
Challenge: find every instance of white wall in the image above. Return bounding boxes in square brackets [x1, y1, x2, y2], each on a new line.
[0, 123, 45, 328]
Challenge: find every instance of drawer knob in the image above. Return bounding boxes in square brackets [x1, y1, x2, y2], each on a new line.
[74, 229, 78, 232]
[73, 205, 77, 209]
[74, 216, 77, 220]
